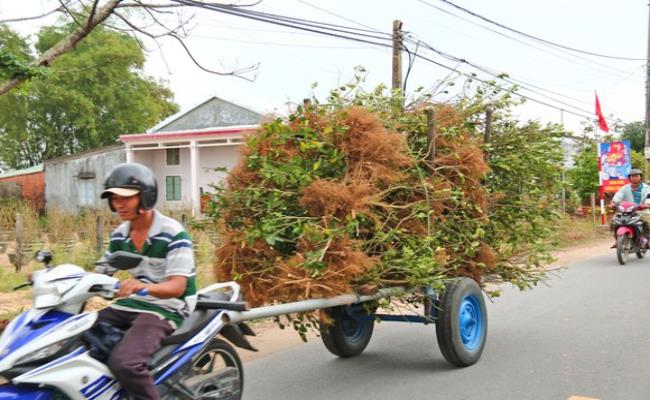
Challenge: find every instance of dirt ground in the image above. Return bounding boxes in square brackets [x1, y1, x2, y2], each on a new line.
[0, 235, 614, 364]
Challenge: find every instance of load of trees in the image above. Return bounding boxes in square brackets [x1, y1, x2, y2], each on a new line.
[208, 74, 566, 307]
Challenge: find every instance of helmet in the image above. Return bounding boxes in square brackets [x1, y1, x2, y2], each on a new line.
[628, 168, 643, 177]
[101, 163, 158, 211]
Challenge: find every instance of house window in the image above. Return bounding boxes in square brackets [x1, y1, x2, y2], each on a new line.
[166, 176, 182, 201]
[166, 148, 180, 165]
[78, 179, 94, 206]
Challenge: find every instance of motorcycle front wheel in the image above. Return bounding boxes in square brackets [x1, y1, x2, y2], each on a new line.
[616, 234, 631, 265]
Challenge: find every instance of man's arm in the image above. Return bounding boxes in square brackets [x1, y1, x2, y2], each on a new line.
[116, 276, 187, 298]
[612, 186, 626, 204]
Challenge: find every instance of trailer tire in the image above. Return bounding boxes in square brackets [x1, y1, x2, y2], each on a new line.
[435, 278, 487, 367]
[320, 304, 374, 358]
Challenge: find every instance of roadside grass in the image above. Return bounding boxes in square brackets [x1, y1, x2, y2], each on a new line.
[0, 265, 31, 293]
[551, 215, 609, 250]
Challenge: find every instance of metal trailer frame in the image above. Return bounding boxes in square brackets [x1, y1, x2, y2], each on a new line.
[224, 286, 410, 324]
[221, 278, 488, 368]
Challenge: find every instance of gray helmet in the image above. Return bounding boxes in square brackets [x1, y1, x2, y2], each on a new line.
[628, 168, 643, 178]
[101, 163, 158, 211]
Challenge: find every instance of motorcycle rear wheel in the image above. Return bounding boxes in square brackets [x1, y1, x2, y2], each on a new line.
[636, 247, 646, 259]
[616, 235, 631, 265]
[161, 339, 243, 400]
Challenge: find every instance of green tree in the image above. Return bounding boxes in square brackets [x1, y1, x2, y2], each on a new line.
[567, 145, 599, 200]
[0, 24, 33, 81]
[631, 149, 644, 170]
[0, 25, 179, 169]
[620, 121, 644, 153]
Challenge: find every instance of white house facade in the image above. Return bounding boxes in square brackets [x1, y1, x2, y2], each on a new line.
[120, 125, 256, 215]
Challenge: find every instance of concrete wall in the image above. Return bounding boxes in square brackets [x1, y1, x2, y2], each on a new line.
[0, 181, 21, 199]
[131, 144, 242, 212]
[134, 148, 193, 211]
[45, 146, 126, 212]
[198, 145, 243, 194]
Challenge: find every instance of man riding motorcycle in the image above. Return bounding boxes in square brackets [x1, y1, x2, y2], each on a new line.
[94, 162, 197, 400]
[611, 168, 650, 248]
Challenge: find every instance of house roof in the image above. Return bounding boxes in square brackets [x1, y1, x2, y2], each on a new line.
[120, 125, 259, 143]
[43, 143, 125, 165]
[148, 96, 263, 133]
[0, 164, 43, 179]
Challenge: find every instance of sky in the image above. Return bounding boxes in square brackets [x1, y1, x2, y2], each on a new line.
[1, 0, 648, 136]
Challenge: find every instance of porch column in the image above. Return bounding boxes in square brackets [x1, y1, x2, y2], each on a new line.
[190, 140, 200, 216]
[125, 144, 133, 163]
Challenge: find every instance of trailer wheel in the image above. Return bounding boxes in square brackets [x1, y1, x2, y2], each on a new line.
[435, 278, 487, 367]
[320, 304, 374, 358]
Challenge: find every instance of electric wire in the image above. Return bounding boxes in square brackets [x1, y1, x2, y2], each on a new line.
[170, 0, 624, 123]
[435, 0, 647, 61]
[417, 0, 646, 82]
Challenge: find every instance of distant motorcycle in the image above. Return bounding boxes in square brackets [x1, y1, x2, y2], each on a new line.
[611, 201, 648, 265]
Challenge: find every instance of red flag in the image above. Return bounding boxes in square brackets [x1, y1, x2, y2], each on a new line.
[595, 92, 609, 132]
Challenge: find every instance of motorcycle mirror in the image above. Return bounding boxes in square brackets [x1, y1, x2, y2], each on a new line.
[105, 251, 144, 270]
[35, 250, 52, 264]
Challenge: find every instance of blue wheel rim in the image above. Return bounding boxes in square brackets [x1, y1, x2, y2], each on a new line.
[340, 308, 367, 342]
[457, 294, 484, 351]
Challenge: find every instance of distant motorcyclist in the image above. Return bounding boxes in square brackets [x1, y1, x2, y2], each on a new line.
[611, 168, 650, 247]
[94, 163, 196, 400]
[612, 169, 650, 205]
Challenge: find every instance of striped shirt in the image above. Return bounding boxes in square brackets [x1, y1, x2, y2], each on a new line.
[96, 210, 196, 328]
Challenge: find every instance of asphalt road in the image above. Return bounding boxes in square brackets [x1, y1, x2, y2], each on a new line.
[243, 251, 650, 400]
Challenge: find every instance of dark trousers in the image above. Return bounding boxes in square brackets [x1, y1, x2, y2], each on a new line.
[96, 307, 174, 400]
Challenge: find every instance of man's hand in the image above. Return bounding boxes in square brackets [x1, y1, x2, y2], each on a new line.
[116, 279, 148, 298]
[116, 276, 187, 299]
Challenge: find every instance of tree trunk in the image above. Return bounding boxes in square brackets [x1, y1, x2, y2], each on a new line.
[0, 0, 122, 96]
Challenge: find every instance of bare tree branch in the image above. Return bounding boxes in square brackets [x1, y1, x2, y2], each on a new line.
[0, 0, 262, 95]
[58, 0, 85, 27]
[116, 0, 263, 9]
[0, 1, 73, 23]
[168, 32, 259, 80]
[85, 0, 101, 30]
[113, 10, 257, 80]
[0, 0, 123, 96]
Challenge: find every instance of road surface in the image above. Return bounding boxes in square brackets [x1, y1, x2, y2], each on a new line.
[243, 251, 650, 400]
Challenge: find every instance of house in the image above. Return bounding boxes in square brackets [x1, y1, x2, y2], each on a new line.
[123, 96, 262, 215]
[43, 96, 262, 214]
[44, 145, 126, 212]
[0, 164, 45, 211]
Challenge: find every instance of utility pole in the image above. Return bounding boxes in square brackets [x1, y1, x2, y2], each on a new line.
[392, 20, 403, 92]
[484, 105, 493, 144]
[426, 108, 436, 164]
[645, 1, 650, 176]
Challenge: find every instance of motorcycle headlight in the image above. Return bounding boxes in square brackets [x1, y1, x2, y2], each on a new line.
[15, 339, 70, 365]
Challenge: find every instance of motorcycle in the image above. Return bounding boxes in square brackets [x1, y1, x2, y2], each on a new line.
[0, 250, 255, 399]
[611, 201, 648, 265]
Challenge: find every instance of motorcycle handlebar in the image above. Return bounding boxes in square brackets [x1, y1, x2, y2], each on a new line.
[114, 282, 148, 297]
[88, 283, 148, 297]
